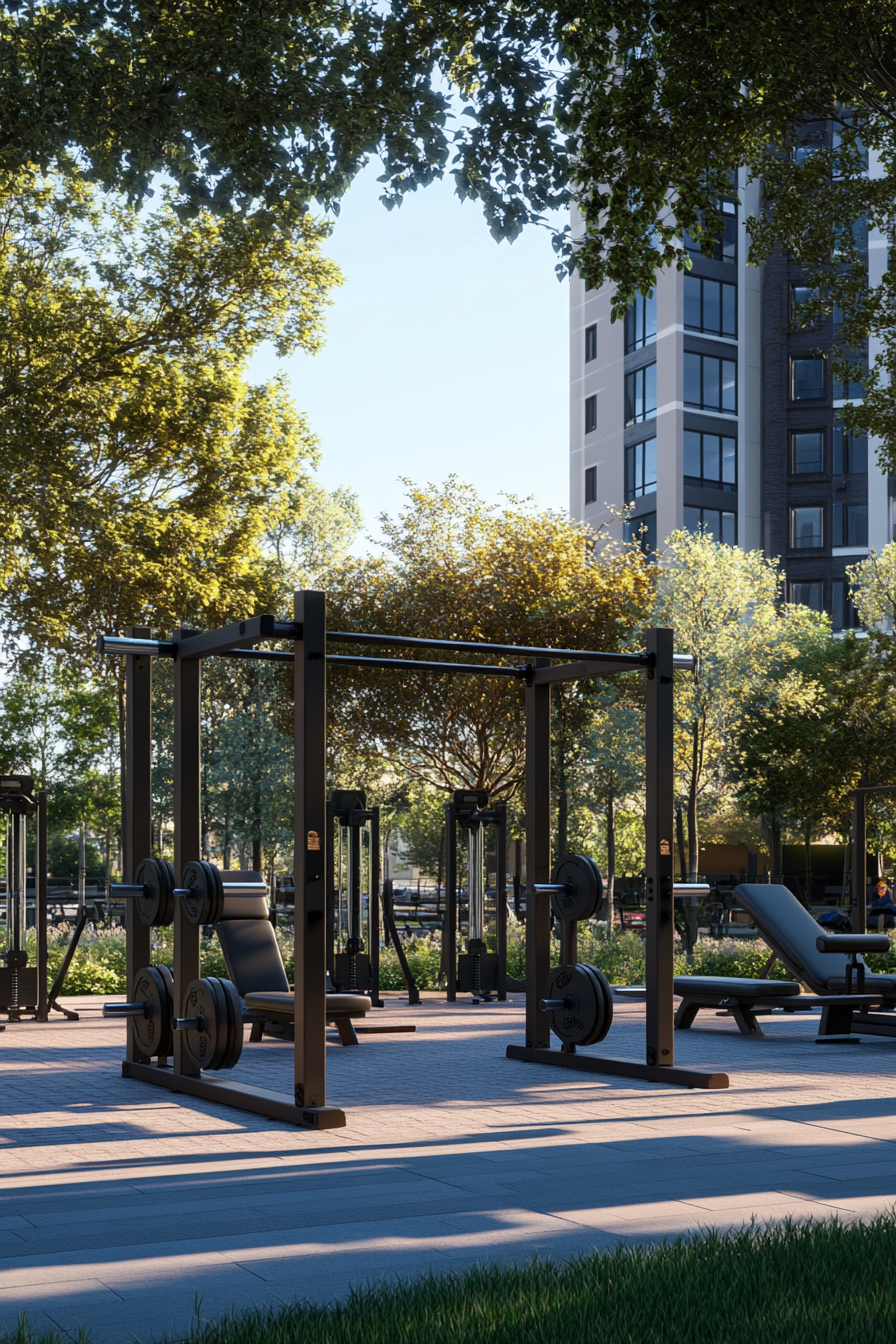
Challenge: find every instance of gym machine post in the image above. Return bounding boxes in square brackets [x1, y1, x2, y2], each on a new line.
[0, 775, 48, 1025]
[506, 630, 729, 1089]
[327, 790, 381, 1001]
[445, 791, 507, 1003]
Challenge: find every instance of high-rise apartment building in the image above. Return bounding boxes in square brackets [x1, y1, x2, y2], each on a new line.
[570, 152, 891, 629]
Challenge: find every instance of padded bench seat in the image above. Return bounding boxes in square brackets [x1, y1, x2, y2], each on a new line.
[673, 975, 802, 1037]
[244, 991, 372, 1045]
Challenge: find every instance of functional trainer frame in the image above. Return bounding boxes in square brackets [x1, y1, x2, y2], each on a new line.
[101, 597, 723, 1127]
[0, 776, 49, 1024]
[445, 791, 508, 1003]
[327, 790, 382, 1004]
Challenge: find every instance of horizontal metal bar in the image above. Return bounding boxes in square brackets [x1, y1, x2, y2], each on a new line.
[121, 1060, 346, 1128]
[673, 883, 711, 898]
[98, 635, 176, 658]
[531, 659, 638, 684]
[176, 615, 302, 661]
[328, 630, 650, 665]
[505, 1045, 729, 1089]
[327, 655, 526, 677]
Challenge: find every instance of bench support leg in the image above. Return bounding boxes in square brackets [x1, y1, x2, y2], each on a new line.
[333, 1017, 360, 1046]
[674, 1000, 701, 1030]
[249, 1020, 264, 1043]
[818, 1005, 855, 1038]
[729, 1004, 763, 1037]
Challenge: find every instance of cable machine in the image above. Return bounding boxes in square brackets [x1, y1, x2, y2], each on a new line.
[327, 789, 382, 1004]
[445, 790, 507, 1003]
[0, 775, 48, 1024]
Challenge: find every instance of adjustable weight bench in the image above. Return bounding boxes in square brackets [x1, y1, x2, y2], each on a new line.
[674, 882, 896, 1041]
[212, 880, 372, 1045]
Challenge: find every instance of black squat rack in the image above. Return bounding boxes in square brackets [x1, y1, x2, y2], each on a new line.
[445, 790, 507, 1003]
[99, 596, 726, 1130]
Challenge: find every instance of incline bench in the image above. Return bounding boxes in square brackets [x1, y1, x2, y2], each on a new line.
[674, 882, 895, 1041]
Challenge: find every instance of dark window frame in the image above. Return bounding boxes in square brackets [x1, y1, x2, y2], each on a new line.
[624, 363, 657, 426]
[683, 352, 737, 414]
[832, 502, 868, 548]
[789, 429, 825, 475]
[790, 355, 826, 402]
[789, 504, 824, 550]
[584, 395, 597, 434]
[682, 505, 737, 545]
[585, 324, 597, 363]
[683, 274, 737, 338]
[584, 465, 597, 505]
[623, 293, 657, 354]
[683, 429, 737, 490]
[625, 437, 657, 501]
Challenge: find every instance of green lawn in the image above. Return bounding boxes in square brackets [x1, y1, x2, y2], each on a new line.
[7, 1216, 896, 1344]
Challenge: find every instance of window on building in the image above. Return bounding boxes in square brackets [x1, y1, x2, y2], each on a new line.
[624, 511, 657, 554]
[832, 579, 862, 630]
[624, 364, 657, 426]
[790, 285, 823, 331]
[789, 581, 825, 612]
[683, 431, 736, 490]
[833, 425, 868, 474]
[790, 431, 825, 474]
[791, 357, 826, 400]
[683, 506, 737, 545]
[790, 506, 824, 549]
[683, 275, 737, 338]
[685, 197, 737, 263]
[833, 503, 868, 548]
[833, 359, 867, 400]
[584, 466, 597, 505]
[624, 293, 657, 353]
[684, 353, 737, 414]
[625, 438, 657, 501]
[792, 124, 825, 165]
[585, 324, 597, 363]
[585, 395, 597, 434]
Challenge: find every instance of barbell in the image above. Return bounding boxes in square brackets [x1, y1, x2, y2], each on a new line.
[111, 861, 267, 927]
[532, 854, 603, 922]
[104, 968, 243, 1071]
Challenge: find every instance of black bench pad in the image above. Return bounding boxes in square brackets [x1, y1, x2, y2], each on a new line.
[244, 991, 371, 1016]
[674, 976, 801, 999]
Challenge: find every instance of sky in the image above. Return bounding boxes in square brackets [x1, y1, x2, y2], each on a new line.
[251, 162, 570, 545]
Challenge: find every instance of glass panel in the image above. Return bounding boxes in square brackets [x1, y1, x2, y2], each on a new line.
[721, 437, 736, 484]
[624, 307, 635, 354]
[791, 582, 824, 611]
[849, 505, 868, 547]
[833, 505, 843, 547]
[643, 438, 657, 492]
[585, 395, 597, 433]
[625, 373, 636, 426]
[703, 435, 720, 482]
[721, 211, 737, 262]
[791, 285, 817, 328]
[722, 360, 737, 411]
[793, 431, 824, 473]
[853, 435, 868, 472]
[721, 511, 737, 545]
[643, 293, 657, 345]
[585, 466, 596, 505]
[792, 507, 823, 549]
[703, 357, 720, 410]
[703, 508, 721, 542]
[722, 283, 736, 336]
[793, 358, 825, 400]
[832, 579, 845, 630]
[833, 426, 845, 474]
[643, 363, 657, 418]
[683, 506, 702, 534]
[625, 445, 634, 499]
[704, 279, 720, 333]
[684, 430, 701, 478]
[684, 275, 701, 329]
[684, 353, 701, 406]
[585, 325, 597, 362]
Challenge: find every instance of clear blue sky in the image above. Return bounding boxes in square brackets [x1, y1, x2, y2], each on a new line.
[251, 163, 570, 543]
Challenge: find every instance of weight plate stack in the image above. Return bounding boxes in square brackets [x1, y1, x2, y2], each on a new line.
[181, 860, 225, 925]
[180, 976, 244, 1071]
[550, 855, 603, 922]
[543, 962, 613, 1047]
[134, 858, 176, 927]
[132, 965, 174, 1057]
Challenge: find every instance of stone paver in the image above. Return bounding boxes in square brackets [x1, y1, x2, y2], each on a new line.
[2, 992, 896, 1342]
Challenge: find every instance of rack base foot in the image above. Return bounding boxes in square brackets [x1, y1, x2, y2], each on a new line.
[506, 1045, 729, 1089]
[122, 1060, 347, 1127]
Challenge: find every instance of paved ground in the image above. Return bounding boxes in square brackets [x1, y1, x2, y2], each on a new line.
[2, 991, 896, 1342]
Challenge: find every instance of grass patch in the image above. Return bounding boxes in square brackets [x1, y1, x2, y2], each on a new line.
[7, 1216, 896, 1342]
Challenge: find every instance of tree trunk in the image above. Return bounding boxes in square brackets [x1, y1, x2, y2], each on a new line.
[687, 721, 700, 880]
[606, 789, 616, 937]
[676, 806, 687, 883]
[252, 835, 262, 875]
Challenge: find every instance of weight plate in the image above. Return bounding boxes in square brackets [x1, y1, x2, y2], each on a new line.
[181, 861, 225, 925]
[218, 977, 244, 1070]
[132, 965, 173, 1057]
[543, 963, 604, 1047]
[579, 963, 613, 1046]
[134, 858, 175, 927]
[181, 977, 224, 1070]
[550, 855, 603, 923]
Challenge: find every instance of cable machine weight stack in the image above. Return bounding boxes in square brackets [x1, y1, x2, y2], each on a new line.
[327, 790, 382, 1005]
[446, 790, 507, 1003]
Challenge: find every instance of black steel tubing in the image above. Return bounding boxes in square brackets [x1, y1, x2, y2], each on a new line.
[327, 655, 526, 677]
[328, 630, 651, 664]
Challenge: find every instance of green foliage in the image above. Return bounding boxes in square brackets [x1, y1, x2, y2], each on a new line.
[395, 787, 449, 885]
[46, 834, 105, 881]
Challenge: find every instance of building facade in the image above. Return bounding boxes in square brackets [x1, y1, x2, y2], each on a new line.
[570, 156, 891, 628]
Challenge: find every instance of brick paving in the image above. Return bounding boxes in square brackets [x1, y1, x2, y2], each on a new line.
[2, 991, 896, 1342]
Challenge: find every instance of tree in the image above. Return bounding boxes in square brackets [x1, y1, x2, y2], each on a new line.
[324, 478, 655, 819]
[579, 688, 645, 919]
[848, 544, 896, 630]
[654, 530, 828, 879]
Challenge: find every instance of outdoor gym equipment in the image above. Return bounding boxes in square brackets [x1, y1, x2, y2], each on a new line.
[99, 599, 723, 1126]
[327, 790, 381, 1000]
[445, 790, 507, 1003]
[0, 775, 52, 1024]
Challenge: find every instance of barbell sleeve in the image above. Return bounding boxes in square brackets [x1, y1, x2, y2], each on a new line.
[103, 1002, 147, 1018]
[673, 883, 711, 897]
[538, 997, 570, 1012]
[173, 1016, 203, 1031]
[110, 884, 154, 898]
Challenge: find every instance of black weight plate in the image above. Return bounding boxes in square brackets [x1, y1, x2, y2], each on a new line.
[181, 977, 221, 1070]
[132, 966, 171, 1056]
[181, 861, 217, 924]
[135, 857, 175, 927]
[580, 963, 613, 1046]
[155, 964, 175, 1056]
[218, 977, 244, 1070]
[204, 976, 230, 1070]
[550, 855, 603, 923]
[206, 862, 225, 924]
[543, 963, 603, 1047]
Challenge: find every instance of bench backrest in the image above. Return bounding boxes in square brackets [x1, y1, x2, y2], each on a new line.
[734, 883, 849, 991]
